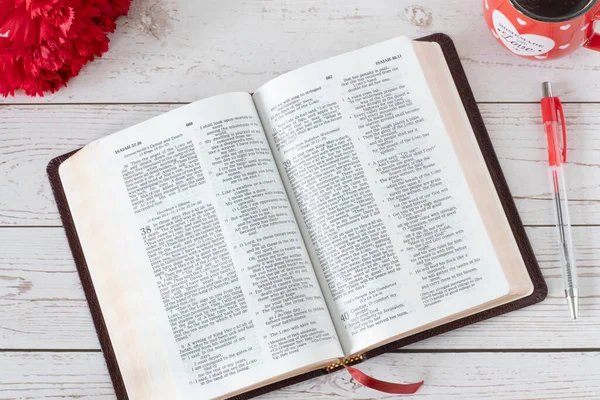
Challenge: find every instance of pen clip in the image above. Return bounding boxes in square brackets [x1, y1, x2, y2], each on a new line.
[554, 97, 567, 162]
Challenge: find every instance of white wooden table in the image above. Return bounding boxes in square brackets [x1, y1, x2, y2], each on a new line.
[2, 1, 600, 398]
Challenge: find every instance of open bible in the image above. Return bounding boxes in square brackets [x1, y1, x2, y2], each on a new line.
[48, 34, 546, 400]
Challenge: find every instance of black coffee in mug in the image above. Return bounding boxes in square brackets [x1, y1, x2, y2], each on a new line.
[514, 0, 595, 19]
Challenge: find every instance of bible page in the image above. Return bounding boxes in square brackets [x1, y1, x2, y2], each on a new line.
[59, 92, 342, 399]
[253, 38, 511, 356]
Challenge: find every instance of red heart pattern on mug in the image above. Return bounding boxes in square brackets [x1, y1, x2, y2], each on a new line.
[484, 0, 600, 60]
[492, 10, 556, 56]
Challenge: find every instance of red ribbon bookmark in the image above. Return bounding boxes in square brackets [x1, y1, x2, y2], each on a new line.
[344, 365, 424, 394]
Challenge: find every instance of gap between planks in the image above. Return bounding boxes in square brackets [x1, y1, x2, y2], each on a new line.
[3, 224, 600, 229]
[0, 348, 599, 353]
[0, 348, 102, 353]
[1, 101, 600, 106]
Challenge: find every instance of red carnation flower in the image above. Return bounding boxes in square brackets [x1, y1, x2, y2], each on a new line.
[0, 0, 131, 96]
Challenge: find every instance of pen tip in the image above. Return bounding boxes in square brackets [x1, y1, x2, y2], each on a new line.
[567, 295, 579, 320]
[542, 81, 553, 98]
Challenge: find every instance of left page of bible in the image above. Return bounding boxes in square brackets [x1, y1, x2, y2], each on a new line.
[58, 92, 343, 400]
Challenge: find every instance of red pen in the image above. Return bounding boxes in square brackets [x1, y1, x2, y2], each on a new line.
[541, 82, 578, 319]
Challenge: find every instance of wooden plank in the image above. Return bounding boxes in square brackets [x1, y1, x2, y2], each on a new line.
[0, 228, 94, 349]
[1, 351, 599, 399]
[0, 352, 115, 400]
[1, 226, 599, 350]
[1, 103, 600, 226]
[266, 352, 600, 399]
[0, 0, 599, 103]
[479, 102, 600, 226]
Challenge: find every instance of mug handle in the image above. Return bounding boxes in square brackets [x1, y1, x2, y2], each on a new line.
[583, 14, 600, 51]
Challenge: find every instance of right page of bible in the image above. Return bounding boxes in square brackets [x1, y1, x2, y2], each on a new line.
[253, 37, 512, 356]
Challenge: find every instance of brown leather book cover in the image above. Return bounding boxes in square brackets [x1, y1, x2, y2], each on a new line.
[47, 33, 547, 400]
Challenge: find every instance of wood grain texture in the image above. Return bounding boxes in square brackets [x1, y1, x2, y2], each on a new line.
[1, 103, 600, 226]
[0, 0, 599, 104]
[1, 3, 598, 397]
[1, 351, 599, 399]
[1, 226, 599, 350]
[0, 352, 114, 400]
